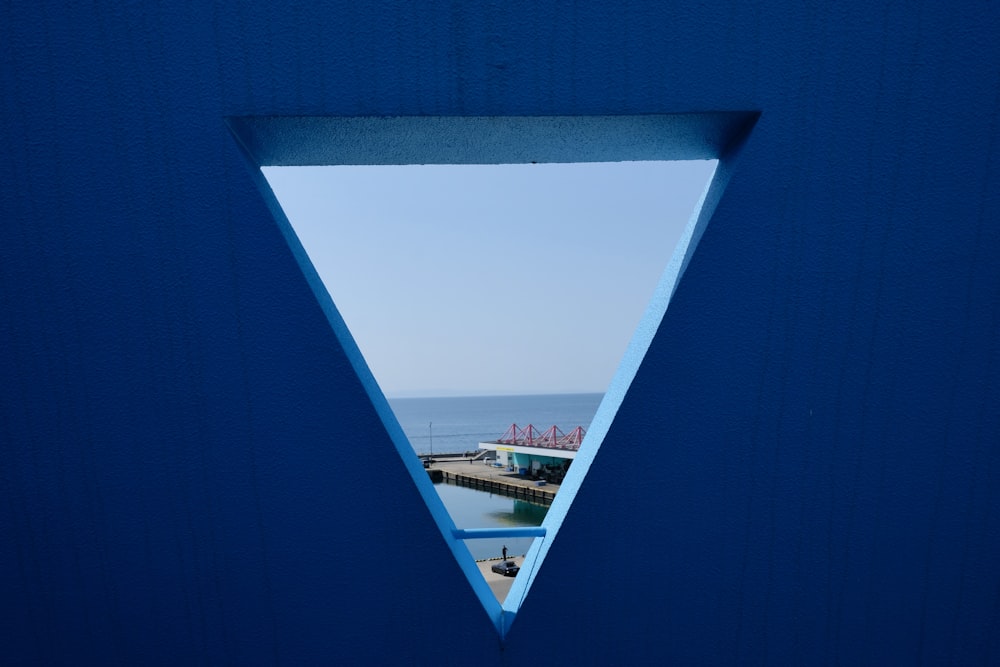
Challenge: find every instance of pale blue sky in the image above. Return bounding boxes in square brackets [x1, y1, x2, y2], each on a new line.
[263, 161, 716, 397]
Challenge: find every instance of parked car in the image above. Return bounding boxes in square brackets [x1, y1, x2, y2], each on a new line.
[491, 560, 519, 577]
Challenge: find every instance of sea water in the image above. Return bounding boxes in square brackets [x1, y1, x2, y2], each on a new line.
[389, 393, 603, 456]
[388, 393, 602, 559]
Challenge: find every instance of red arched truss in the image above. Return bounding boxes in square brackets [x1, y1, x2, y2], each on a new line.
[495, 423, 587, 450]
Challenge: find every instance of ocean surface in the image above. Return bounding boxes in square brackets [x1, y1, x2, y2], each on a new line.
[389, 393, 603, 456]
[388, 393, 603, 559]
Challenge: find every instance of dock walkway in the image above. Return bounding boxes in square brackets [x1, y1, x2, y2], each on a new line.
[425, 457, 560, 505]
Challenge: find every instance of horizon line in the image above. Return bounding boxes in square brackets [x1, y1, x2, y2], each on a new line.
[385, 390, 606, 400]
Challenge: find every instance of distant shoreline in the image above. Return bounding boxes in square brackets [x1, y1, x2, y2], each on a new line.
[388, 391, 604, 401]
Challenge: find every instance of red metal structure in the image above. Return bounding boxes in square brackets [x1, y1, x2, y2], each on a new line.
[495, 423, 587, 451]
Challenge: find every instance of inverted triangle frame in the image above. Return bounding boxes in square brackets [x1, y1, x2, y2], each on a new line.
[228, 113, 759, 639]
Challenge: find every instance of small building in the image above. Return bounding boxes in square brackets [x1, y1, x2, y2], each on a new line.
[478, 423, 585, 483]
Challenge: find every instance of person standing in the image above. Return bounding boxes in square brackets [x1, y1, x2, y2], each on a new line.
[502, 545, 508, 560]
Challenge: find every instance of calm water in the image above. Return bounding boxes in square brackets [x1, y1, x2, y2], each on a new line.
[389, 393, 603, 455]
[434, 483, 549, 559]
[388, 393, 602, 560]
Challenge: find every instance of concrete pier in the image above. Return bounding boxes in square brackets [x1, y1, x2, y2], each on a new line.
[439, 469, 556, 504]
[424, 457, 560, 505]
[477, 556, 525, 602]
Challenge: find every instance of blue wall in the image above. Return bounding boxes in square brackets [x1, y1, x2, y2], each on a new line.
[3, 2, 999, 664]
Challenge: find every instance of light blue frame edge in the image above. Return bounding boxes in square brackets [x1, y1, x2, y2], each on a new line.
[226, 114, 758, 639]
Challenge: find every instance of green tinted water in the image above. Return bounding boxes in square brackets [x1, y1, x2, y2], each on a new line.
[434, 481, 548, 560]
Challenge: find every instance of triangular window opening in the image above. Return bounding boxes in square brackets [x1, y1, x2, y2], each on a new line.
[232, 111, 757, 640]
[262, 159, 716, 616]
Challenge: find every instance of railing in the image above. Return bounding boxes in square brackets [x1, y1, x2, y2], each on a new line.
[452, 527, 546, 540]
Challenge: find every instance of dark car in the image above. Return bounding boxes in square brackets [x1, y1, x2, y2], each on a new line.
[491, 560, 519, 577]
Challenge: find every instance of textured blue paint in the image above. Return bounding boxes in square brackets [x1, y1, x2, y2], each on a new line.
[228, 114, 754, 165]
[235, 114, 751, 637]
[3, 1, 1000, 664]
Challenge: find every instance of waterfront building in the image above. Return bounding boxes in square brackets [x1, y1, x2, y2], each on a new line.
[478, 424, 584, 483]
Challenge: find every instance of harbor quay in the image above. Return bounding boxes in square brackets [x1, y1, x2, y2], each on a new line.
[421, 454, 560, 505]
[476, 555, 524, 602]
[420, 453, 545, 602]
[420, 422, 584, 505]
